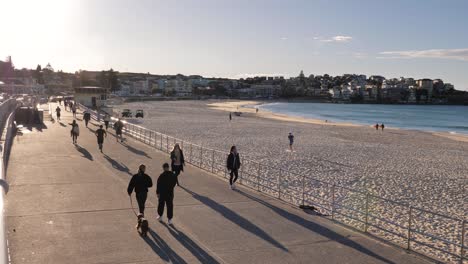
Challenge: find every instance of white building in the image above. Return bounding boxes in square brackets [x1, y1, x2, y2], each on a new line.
[74, 86, 108, 108]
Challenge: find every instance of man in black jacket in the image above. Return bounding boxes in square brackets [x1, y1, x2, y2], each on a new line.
[127, 164, 153, 215]
[226, 145, 241, 190]
[156, 163, 177, 225]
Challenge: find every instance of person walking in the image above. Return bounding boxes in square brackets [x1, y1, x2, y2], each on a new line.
[381, 123, 385, 131]
[156, 163, 177, 225]
[288, 132, 294, 152]
[114, 118, 124, 142]
[104, 114, 111, 130]
[55, 106, 61, 121]
[71, 103, 77, 118]
[83, 110, 91, 128]
[95, 125, 107, 152]
[375, 123, 379, 130]
[127, 164, 153, 216]
[64, 100, 68, 111]
[229, 112, 232, 121]
[58, 98, 62, 105]
[69, 120, 79, 144]
[226, 146, 241, 190]
[170, 143, 185, 186]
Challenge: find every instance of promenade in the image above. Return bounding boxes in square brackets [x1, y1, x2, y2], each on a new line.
[4, 104, 430, 264]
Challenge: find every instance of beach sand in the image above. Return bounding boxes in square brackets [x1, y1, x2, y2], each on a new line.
[113, 99, 467, 262]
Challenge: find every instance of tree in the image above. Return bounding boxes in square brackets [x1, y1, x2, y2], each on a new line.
[108, 68, 119, 92]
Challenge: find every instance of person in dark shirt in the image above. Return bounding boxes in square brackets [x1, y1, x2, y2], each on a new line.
[83, 110, 91, 127]
[114, 119, 124, 142]
[288, 132, 294, 151]
[55, 106, 61, 121]
[156, 163, 177, 225]
[226, 146, 241, 190]
[95, 125, 107, 153]
[127, 164, 153, 215]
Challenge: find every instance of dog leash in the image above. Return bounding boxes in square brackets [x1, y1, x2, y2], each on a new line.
[129, 193, 139, 217]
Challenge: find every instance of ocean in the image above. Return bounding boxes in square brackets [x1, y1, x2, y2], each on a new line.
[259, 102, 468, 134]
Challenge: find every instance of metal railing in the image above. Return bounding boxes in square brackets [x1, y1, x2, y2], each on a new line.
[0, 99, 20, 264]
[79, 104, 467, 264]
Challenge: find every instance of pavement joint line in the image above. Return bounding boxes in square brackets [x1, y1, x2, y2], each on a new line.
[6, 207, 157, 218]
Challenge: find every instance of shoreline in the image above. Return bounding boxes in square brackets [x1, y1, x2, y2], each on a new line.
[207, 100, 468, 142]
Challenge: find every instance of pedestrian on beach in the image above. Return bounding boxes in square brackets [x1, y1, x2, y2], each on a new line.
[104, 114, 111, 130]
[229, 112, 232, 121]
[375, 123, 379, 130]
[71, 103, 77, 118]
[95, 125, 107, 153]
[381, 123, 385, 131]
[227, 146, 241, 190]
[83, 110, 91, 128]
[55, 106, 61, 121]
[59, 98, 62, 105]
[127, 164, 153, 215]
[114, 118, 125, 142]
[64, 100, 68, 111]
[156, 163, 177, 225]
[256, 108, 258, 113]
[69, 120, 79, 144]
[170, 143, 185, 186]
[288, 132, 294, 151]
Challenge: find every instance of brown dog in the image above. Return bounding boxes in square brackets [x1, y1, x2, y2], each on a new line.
[136, 213, 149, 237]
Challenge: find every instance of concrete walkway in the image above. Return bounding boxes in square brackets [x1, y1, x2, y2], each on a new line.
[4, 104, 430, 264]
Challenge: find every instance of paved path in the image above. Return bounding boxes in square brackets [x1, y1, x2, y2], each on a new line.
[4, 104, 430, 264]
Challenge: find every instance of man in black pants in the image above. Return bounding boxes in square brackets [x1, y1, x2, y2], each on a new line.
[95, 125, 107, 152]
[127, 164, 153, 216]
[156, 163, 177, 225]
[227, 145, 241, 190]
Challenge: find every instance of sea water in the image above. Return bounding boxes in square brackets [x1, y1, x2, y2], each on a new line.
[259, 102, 468, 134]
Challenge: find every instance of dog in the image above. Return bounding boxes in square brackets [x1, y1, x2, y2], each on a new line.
[136, 213, 149, 237]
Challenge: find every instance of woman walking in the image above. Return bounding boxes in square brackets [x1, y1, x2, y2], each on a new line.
[69, 120, 79, 144]
[226, 146, 241, 190]
[170, 143, 185, 186]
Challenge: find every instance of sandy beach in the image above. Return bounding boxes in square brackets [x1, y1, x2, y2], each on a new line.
[112, 100, 467, 262]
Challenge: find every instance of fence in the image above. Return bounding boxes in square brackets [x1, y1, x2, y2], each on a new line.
[80, 103, 467, 264]
[0, 99, 19, 264]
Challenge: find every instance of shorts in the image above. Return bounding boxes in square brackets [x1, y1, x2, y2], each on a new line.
[116, 130, 122, 135]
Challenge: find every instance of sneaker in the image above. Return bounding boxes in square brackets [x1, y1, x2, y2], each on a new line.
[157, 215, 163, 222]
[168, 219, 173, 225]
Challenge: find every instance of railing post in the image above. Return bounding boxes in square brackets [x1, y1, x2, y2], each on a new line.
[364, 193, 370, 232]
[160, 134, 163, 150]
[211, 149, 215, 173]
[200, 146, 203, 168]
[189, 143, 192, 163]
[301, 175, 306, 205]
[331, 184, 336, 220]
[461, 220, 466, 264]
[166, 136, 169, 153]
[257, 163, 261, 191]
[407, 206, 413, 250]
[278, 169, 282, 199]
[240, 162, 244, 185]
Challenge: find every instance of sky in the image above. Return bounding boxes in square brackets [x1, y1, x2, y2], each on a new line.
[1, 0, 467, 90]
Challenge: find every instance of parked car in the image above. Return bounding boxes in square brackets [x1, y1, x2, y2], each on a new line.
[135, 110, 144, 118]
[122, 109, 132, 118]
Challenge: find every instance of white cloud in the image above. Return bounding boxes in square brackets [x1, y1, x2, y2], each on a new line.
[280, 37, 288, 40]
[379, 48, 468, 61]
[314, 35, 353, 43]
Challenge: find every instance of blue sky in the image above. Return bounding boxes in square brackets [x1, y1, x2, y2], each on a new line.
[1, 0, 467, 90]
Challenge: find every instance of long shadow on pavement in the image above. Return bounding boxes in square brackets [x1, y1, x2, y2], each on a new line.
[166, 224, 220, 264]
[181, 187, 288, 252]
[103, 154, 132, 176]
[75, 145, 93, 161]
[145, 228, 188, 264]
[120, 141, 152, 159]
[236, 190, 397, 264]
